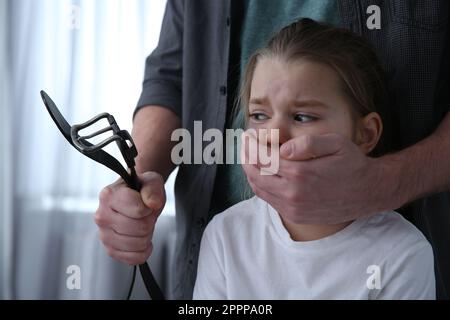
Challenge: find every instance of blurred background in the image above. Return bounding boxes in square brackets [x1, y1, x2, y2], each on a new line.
[0, 0, 178, 299]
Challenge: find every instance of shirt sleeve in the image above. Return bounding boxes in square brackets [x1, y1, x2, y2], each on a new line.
[135, 0, 184, 119]
[193, 222, 227, 300]
[374, 241, 436, 300]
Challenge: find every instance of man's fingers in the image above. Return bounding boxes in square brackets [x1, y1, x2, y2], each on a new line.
[241, 130, 278, 169]
[247, 176, 283, 206]
[96, 205, 156, 237]
[96, 172, 166, 266]
[101, 184, 151, 219]
[105, 243, 154, 266]
[98, 172, 166, 220]
[280, 133, 344, 160]
[100, 228, 152, 252]
[242, 156, 284, 195]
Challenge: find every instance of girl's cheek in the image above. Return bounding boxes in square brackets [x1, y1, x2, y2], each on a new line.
[291, 122, 329, 137]
[247, 121, 267, 131]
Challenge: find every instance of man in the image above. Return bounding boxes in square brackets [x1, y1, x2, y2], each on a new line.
[95, 0, 450, 299]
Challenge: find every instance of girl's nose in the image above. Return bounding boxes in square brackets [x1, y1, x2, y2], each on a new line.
[265, 117, 291, 146]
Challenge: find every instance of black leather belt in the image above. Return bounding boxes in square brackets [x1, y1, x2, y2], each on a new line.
[40, 90, 165, 300]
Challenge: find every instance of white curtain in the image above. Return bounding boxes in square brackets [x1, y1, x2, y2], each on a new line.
[1, 0, 14, 300]
[1, 0, 176, 299]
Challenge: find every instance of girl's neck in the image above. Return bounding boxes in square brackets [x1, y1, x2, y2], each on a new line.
[281, 218, 353, 242]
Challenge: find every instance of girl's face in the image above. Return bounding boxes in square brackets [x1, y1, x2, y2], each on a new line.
[247, 57, 381, 153]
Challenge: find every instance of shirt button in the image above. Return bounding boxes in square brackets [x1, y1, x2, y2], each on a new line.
[197, 217, 205, 228]
[220, 86, 227, 96]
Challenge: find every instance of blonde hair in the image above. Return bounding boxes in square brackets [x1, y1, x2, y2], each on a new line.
[236, 18, 392, 156]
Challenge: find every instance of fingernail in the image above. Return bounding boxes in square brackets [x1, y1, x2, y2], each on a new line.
[144, 194, 153, 207]
[148, 195, 160, 209]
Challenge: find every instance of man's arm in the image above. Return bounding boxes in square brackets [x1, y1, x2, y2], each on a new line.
[132, 106, 181, 180]
[95, 0, 184, 265]
[132, 0, 184, 179]
[94, 106, 180, 265]
[387, 112, 450, 209]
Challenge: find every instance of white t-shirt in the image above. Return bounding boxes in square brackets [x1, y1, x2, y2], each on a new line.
[193, 196, 435, 299]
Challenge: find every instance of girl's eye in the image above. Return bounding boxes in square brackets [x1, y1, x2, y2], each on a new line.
[294, 114, 317, 123]
[249, 113, 269, 121]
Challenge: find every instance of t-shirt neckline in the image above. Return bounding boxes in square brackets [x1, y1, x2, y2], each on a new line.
[261, 197, 369, 253]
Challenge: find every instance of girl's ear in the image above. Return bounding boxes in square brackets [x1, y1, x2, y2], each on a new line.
[356, 112, 383, 154]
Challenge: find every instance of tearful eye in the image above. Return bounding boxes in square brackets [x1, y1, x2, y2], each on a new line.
[294, 114, 317, 123]
[249, 113, 269, 121]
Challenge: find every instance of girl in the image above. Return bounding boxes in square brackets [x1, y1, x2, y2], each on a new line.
[193, 19, 435, 299]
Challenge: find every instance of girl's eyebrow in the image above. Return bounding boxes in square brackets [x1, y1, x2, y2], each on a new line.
[292, 99, 330, 109]
[249, 97, 269, 105]
[250, 97, 330, 108]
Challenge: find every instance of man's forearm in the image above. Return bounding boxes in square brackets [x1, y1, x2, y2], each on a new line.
[132, 106, 181, 181]
[382, 112, 450, 209]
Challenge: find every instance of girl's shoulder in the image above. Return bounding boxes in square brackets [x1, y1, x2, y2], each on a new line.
[360, 210, 432, 255]
[364, 211, 427, 240]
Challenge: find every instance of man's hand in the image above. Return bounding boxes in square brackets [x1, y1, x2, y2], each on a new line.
[241, 131, 401, 225]
[95, 172, 166, 265]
